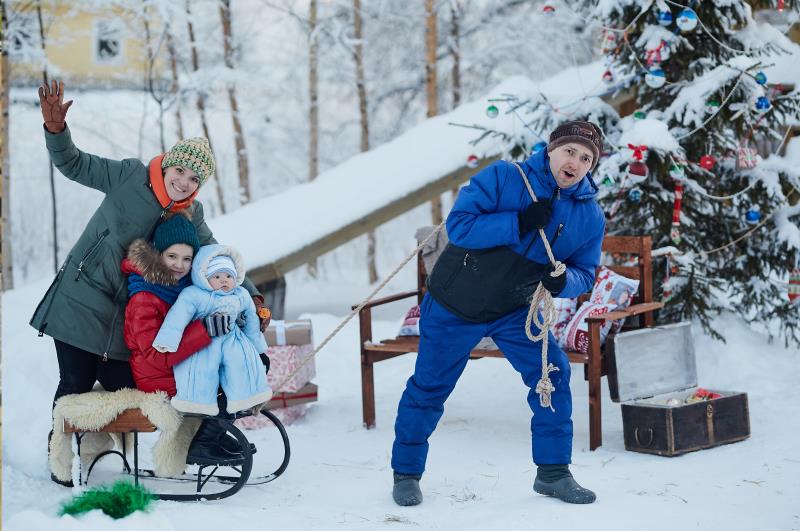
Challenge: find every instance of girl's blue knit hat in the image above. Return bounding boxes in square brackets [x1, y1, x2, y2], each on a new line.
[152, 212, 200, 254]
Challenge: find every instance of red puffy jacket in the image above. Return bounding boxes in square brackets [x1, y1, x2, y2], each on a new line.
[122, 240, 211, 397]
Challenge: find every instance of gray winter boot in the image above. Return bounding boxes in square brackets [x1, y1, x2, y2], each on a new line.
[392, 472, 423, 506]
[533, 465, 596, 504]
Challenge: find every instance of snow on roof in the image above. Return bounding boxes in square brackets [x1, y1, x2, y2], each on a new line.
[209, 62, 607, 271]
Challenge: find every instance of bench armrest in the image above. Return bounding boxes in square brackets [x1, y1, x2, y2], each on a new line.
[585, 301, 664, 323]
[352, 289, 421, 311]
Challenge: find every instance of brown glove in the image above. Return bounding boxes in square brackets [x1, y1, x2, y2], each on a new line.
[38, 80, 73, 134]
[253, 295, 271, 332]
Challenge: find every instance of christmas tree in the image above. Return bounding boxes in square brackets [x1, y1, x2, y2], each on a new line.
[461, 1, 800, 345]
[589, 0, 800, 345]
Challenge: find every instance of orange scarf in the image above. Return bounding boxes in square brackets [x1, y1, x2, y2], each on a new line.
[148, 154, 198, 212]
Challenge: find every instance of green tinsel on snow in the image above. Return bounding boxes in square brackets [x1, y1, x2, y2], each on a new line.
[59, 480, 156, 519]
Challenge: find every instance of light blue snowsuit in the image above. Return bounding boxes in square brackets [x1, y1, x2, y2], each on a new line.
[153, 244, 271, 415]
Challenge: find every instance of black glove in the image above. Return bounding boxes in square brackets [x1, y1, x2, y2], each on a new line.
[541, 265, 567, 296]
[259, 353, 270, 375]
[518, 198, 553, 234]
[203, 313, 232, 337]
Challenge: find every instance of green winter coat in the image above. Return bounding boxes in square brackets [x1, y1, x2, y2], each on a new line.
[30, 126, 261, 361]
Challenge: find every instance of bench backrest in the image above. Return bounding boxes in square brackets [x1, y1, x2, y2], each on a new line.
[417, 235, 654, 305]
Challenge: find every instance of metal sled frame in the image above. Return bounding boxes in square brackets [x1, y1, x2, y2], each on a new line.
[73, 409, 291, 502]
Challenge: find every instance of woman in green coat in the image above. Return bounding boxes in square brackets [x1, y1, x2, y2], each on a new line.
[32, 81, 269, 441]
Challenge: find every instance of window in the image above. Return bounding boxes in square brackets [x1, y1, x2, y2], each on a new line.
[94, 19, 125, 64]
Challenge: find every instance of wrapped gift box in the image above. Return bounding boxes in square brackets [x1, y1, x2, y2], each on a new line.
[264, 382, 318, 410]
[234, 384, 318, 430]
[235, 404, 309, 429]
[267, 344, 316, 393]
[265, 319, 313, 346]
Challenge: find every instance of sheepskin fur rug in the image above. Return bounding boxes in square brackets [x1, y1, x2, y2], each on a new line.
[50, 388, 201, 483]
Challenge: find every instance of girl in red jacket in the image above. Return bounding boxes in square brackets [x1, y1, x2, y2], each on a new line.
[122, 212, 244, 464]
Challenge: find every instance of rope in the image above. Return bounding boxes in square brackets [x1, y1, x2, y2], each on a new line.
[266, 222, 446, 398]
[513, 163, 565, 412]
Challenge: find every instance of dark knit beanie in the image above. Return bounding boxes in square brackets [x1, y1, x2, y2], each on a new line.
[152, 212, 200, 253]
[547, 121, 604, 170]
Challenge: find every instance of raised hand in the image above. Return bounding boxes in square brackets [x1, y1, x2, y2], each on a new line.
[38, 80, 73, 133]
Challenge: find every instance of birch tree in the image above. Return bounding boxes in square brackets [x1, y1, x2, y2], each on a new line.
[185, 0, 225, 213]
[219, 0, 251, 204]
[307, 0, 320, 278]
[352, 0, 379, 283]
[1, 0, 12, 289]
[425, 0, 442, 225]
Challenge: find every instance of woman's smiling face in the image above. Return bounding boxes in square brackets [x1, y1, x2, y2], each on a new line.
[163, 165, 200, 201]
[548, 143, 594, 189]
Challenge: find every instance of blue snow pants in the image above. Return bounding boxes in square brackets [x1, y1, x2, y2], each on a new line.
[391, 293, 573, 475]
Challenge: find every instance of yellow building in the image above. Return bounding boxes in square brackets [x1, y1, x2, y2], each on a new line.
[8, 1, 165, 88]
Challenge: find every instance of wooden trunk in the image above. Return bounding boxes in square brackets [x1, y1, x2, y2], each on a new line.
[621, 390, 750, 456]
[608, 322, 750, 457]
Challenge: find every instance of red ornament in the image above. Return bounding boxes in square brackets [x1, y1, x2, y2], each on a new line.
[778, 0, 785, 12]
[602, 70, 614, 84]
[699, 155, 716, 170]
[466, 154, 479, 168]
[628, 161, 648, 179]
[542, 3, 555, 15]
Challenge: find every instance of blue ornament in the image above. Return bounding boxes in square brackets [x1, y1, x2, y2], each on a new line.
[645, 67, 666, 88]
[657, 10, 673, 26]
[755, 96, 771, 112]
[532, 141, 548, 153]
[676, 8, 698, 31]
[755, 71, 767, 85]
[745, 209, 761, 224]
[628, 187, 643, 202]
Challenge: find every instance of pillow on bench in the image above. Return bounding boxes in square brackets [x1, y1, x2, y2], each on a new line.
[398, 298, 577, 344]
[398, 305, 422, 336]
[561, 266, 640, 353]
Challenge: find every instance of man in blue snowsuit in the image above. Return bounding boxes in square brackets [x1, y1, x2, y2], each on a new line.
[391, 121, 605, 506]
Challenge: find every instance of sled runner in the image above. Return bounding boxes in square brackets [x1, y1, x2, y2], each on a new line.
[65, 408, 290, 502]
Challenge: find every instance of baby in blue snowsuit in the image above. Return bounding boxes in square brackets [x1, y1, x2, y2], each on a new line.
[153, 244, 272, 415]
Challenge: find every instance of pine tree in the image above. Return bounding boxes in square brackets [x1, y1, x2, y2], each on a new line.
[461, 1, 800, 345]
[588, 0, 800, 344]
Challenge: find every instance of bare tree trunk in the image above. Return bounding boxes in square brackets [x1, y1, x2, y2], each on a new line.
[425, 0, 443, 225]
[166, 32, 184, 140]
[36, 0, 57, 273]
[1, 0, 12, 289]
[353, 0, 378, 283]
[186, 0, 225, 214]
[141, 14, 165, 153]
[449, 0, 461, 202]
[219, 0, 250, 205]
[306, 0, 320, 278]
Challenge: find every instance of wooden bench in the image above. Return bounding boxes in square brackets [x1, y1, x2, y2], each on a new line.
[354, 235, 663, 450]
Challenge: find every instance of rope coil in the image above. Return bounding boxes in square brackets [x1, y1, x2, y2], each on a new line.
[513, 162, 565, 412]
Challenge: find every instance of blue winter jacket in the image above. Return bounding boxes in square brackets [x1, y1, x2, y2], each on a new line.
[446, 148, 605, 299]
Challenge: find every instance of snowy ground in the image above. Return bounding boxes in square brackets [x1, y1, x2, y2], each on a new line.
[3, 273, 799, 531]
